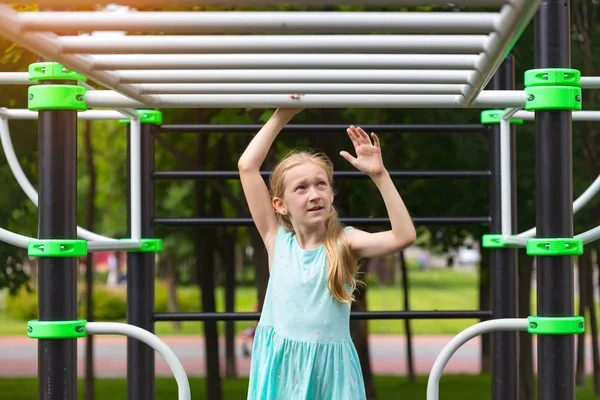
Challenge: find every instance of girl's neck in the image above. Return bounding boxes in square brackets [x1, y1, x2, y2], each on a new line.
[292, 223, 326, 250]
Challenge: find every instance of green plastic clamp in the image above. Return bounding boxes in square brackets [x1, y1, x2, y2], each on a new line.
[481, 234, 520, 248]
[525, 238, 583, 256]
[28, 62, 87, 83]
[27, 320, 87, 339]
[28, 85, 87, 111]
[480, 110, 523, 125]
[120, 238, 163, 253]
[527, 316, 585, 335]
[28, 239, 88, 257]
[524, 68, 582, 111]
[119, 109, 163, 125]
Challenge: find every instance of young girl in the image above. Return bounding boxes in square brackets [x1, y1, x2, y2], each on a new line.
[238, 107, 416, 399]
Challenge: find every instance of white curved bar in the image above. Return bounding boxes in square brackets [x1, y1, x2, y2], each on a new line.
[86, 322, 191, 400]
[426, 318, 529, 400]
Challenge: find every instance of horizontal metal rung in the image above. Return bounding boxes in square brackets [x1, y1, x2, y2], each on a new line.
[153, 310, 493, 322]
[157, 124, 489, 134]
[153, 170, 492, 179]
[153, 217, 491, 226]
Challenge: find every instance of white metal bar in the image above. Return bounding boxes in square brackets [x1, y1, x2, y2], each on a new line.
[0, 226, 31, 248]
[19, 11, 499, 34]
[500, 118, 512, 236]
[0, 72, 34, 85]
[86, 322, 191, 400]
[130, 118, 142, 242]
[116, 69, 472, 84]
[0, 5, 157, 107]
[59, 35, 489, 54]
[512, 110, 600, 121]
[0, 108, 127, 120]
[91, 54, 479, 71]
[581, 77, 600, 89]
[576, 226, 600, 245]
[458, 0, 541, 105]
[85, 91, 527, 109]
[138, 83, 466, 95]
[14, 0, 510, 7]
[0, 117, 120, 242]
[427, 318, 529, 400]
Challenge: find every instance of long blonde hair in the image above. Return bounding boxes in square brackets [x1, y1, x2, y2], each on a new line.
[269, 149, 359, 303]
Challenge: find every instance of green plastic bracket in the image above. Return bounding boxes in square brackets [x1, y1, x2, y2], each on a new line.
[524, 68, 582, 111]
[481, 234, 520, 248]
[28, 85, 87, 111]
[119, 109, 163, 125]
[121, 238, 163, 253]
[29, 62, 87, 82]
[527, 316, 585, 335]
[480, 110, 523, 125]
[28, 239, 88, 257]
[525, 238, 583, 256]
[27, 320, 87, 339]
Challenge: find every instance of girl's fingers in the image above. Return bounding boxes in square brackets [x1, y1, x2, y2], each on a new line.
[371, 132, 380, 148]
[346, 127, 360, 148]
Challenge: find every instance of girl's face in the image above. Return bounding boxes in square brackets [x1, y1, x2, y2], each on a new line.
[274, 161, 334, 229]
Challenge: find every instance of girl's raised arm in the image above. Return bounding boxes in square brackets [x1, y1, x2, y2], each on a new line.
[238, 108, 303, 252]
[340, 126, 417, 259]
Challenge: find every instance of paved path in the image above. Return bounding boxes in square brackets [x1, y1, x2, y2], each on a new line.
[0, 335, 596, 378]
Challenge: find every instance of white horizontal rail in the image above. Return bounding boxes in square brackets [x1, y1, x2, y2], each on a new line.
[116, 69, 472, 84]
[59, 35, 489, 54]
[0, 5, 156, 107]
[19, 11, 499, 34]
[137, 83, 466, 95]
[0, 108, 127, 120]
[512, 110, 600, 121]
[581, 77, 600, 89]
[458, 0, 541, 105]
[14, 0, 510, 7]
[85, 91, 527, 109]
[91, 54, 479, 70]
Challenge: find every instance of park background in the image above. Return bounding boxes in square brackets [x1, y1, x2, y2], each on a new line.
[0, 2, 599, 400]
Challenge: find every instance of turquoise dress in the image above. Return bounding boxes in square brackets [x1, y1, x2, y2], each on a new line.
[247, 226, 367, 400]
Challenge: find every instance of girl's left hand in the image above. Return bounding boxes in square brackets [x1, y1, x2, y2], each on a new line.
[340, 125, 386, 177]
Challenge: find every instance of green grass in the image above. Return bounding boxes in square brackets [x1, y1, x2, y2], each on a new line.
[1, 375, 599, 399]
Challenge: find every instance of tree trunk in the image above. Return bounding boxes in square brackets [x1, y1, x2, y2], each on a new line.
[220, 230, 238, 378]
[399, 251, 415, 382]
[83, 119, 96, 400]
[518, 254, 534, 400]
[576, 254, 587, 385]
[351, 261, 377, 399]
[479, 247, 491, 374]
[588, 247, 600, 394]
[195, 134, 223, 400]
[165, 254, 181, 330]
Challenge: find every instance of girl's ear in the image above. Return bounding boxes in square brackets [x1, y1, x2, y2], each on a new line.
[272, 197, 287, 215]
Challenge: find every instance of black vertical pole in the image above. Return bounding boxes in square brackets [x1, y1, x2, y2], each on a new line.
[127, 121, 156, 400]
[37, 94, 78, 398]
[535, 0, 575, 399]
[488, 56, 519, 400]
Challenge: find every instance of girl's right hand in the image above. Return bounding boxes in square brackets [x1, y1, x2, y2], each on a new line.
[274, 94, 304, 116]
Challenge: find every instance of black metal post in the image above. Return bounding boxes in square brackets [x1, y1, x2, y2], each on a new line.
[37, 99, 78, 398]
[127, 122, 156, 400]
[488, 55, 519, 400]
[535, 0, 574, 399]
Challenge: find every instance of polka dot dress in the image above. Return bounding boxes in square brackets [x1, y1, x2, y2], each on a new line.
[247, 226, 366, 400]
